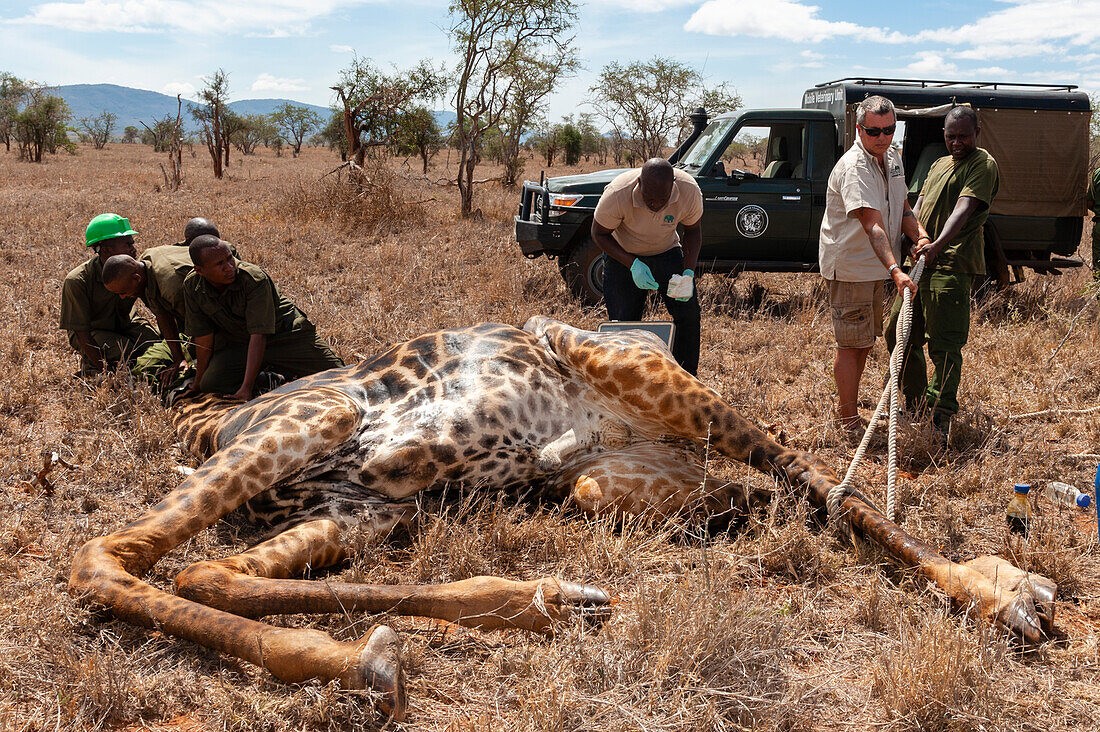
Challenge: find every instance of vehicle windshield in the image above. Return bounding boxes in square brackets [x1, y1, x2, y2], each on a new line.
[676, 118, 736, 169]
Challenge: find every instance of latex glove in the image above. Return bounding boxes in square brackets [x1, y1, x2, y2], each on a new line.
[667, 269, 694, 301]
[630, 258, 660, 290]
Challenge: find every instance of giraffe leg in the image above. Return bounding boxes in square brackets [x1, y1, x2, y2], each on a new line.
[530, 317, 1053, 642]
[175, 518, 611, 633]
[69, 390, 413, 720]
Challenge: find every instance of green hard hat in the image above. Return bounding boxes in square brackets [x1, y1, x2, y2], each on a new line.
[85, 213, 138, 247]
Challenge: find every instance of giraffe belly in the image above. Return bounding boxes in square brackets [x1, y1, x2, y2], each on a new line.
[300, 372, 604, 499]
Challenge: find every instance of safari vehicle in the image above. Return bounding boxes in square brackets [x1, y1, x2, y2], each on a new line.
[514, 78, 1093, 305]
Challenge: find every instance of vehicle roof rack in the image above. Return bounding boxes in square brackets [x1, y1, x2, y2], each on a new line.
[816, 77, 1078, 92]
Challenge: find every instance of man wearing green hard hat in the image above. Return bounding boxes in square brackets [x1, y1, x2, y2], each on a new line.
[59, 213, 174, 377]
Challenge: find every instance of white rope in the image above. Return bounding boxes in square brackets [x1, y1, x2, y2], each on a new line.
[828, 256, 927, 525]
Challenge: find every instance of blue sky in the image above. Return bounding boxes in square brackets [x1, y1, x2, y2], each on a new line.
[0, 0, 1096, 119]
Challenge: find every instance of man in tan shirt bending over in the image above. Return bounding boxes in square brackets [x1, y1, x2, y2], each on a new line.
[591, 158, 703, 375]
[819, 95, 928, 433]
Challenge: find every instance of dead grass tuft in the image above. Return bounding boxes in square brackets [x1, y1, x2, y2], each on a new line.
[1003, 511, 1094, 598]
[275, 160, 426, 232]
[871, 612, 999, 730]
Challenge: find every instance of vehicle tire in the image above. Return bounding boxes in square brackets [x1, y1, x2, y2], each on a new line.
[558, 237, 605, 307]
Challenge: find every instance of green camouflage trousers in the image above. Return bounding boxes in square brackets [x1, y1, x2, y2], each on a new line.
[197, 327, 345, 395]
[885, 270, 973, 418]
[70, 322, 177, 379]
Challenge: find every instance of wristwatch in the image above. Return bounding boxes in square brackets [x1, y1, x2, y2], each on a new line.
[888, 263, 900, 274]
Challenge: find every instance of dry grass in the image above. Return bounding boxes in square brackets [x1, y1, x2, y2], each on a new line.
[2, 142, 1099, 730]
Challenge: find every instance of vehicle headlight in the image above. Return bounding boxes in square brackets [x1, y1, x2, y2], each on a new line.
[548, 193, 583, 216]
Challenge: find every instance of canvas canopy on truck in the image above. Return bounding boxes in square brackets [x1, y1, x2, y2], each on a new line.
[818, 79, 1091, 219]
[855, 103, 1090, 218]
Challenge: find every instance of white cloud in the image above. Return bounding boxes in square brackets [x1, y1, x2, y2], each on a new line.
[684, 0, 904, 44]
[904, 52, 957, 76]
[330, 44, 354, 53]
[18, 0, 379, 36]
[162, 81, 196, 97]
[913, 1, 1100, 61]
[250, 73, 309, 93]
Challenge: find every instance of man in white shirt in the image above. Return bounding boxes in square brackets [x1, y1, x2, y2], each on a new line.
[819, 96, 928, 432]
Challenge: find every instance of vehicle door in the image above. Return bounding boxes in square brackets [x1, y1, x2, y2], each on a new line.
[696, 122, 813, 263]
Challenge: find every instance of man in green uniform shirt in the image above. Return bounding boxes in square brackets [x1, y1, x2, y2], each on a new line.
[101, 218, 237, 387]
[184, 235, 344, 400]
[59, 213, 174, 377]
[1087, 166, 1099, 279]
[885, 106, 999, 436]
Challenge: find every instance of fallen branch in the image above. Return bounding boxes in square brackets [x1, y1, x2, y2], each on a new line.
[22, 450, 78, 496]
[322, 160, 366, 180]
[1067, 453, 1100, 461]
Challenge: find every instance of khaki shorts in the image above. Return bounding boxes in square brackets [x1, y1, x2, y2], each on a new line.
[827, 279, 884, 349]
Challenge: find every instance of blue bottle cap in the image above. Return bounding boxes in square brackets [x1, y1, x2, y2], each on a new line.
[1078, 493, 1092, 509]
[1014, 483, 1030, 493]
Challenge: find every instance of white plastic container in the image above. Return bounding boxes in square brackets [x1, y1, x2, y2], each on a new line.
[1044, 481, 1092, 509]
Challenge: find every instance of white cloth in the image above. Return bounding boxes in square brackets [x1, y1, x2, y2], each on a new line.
[667, 274, 693, 299]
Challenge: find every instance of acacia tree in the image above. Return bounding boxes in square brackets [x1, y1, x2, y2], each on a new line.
[449, 0, 577, 217]
[272, 103, 320, 157]
[229, 114, 273, 155]
[395, 107, 443, 173]
[316, 110, 349, 160]
[122, 125, 139, 143]
[0, 73, 28, 152]
[330, 56, 445, 168]
[589, 56, 741, 161]
[140, 114, 180, 152]
[79, 110, 116, 150]
[191, 69, 231, 178]
[577, 113, 606, 164]
[13, 82, 73, 162]
[495, 46, 577, 186]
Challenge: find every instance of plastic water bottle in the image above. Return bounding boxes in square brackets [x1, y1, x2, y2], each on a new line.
[1006, 483, 1032, 534]
[1044, 481, 1092, 509]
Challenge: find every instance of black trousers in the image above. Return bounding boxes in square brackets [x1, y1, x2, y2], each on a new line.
[602, 248, 701, 375]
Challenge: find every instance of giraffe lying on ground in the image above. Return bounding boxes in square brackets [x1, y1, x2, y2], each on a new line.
[69, 317, 1056, 721]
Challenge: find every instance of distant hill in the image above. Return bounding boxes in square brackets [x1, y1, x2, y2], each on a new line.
[54, 83, 456, 137]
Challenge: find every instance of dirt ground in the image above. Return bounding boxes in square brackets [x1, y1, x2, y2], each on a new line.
[1, 142, 1098, 731]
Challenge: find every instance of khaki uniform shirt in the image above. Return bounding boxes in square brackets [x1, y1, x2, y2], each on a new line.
[184, 261, 306, 345]
[593, 168, 703, 256]
[819, 137, 908, 281]
[917, 148, 999, 275]
[139, 244, 195, 326]
[59, 256, 139, 334]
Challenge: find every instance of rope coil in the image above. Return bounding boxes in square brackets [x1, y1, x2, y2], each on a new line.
[828, 256, 927, 525]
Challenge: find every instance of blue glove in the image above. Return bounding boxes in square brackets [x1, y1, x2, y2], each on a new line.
[630, 258, 659, 290]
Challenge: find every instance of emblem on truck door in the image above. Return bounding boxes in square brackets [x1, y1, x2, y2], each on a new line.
[736, 205, 768, 238]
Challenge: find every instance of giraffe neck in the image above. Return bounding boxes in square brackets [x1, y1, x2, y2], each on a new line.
[171, 393, 242, 458]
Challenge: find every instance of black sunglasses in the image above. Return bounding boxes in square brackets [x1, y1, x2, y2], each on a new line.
[860, 124, 896, 137]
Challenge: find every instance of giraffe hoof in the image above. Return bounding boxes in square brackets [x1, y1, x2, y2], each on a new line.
[964, 555, 1057, 637]
[557, 580, 613, 626]
[353, 625, 406, 721]
[996, 594, 1044, 645]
